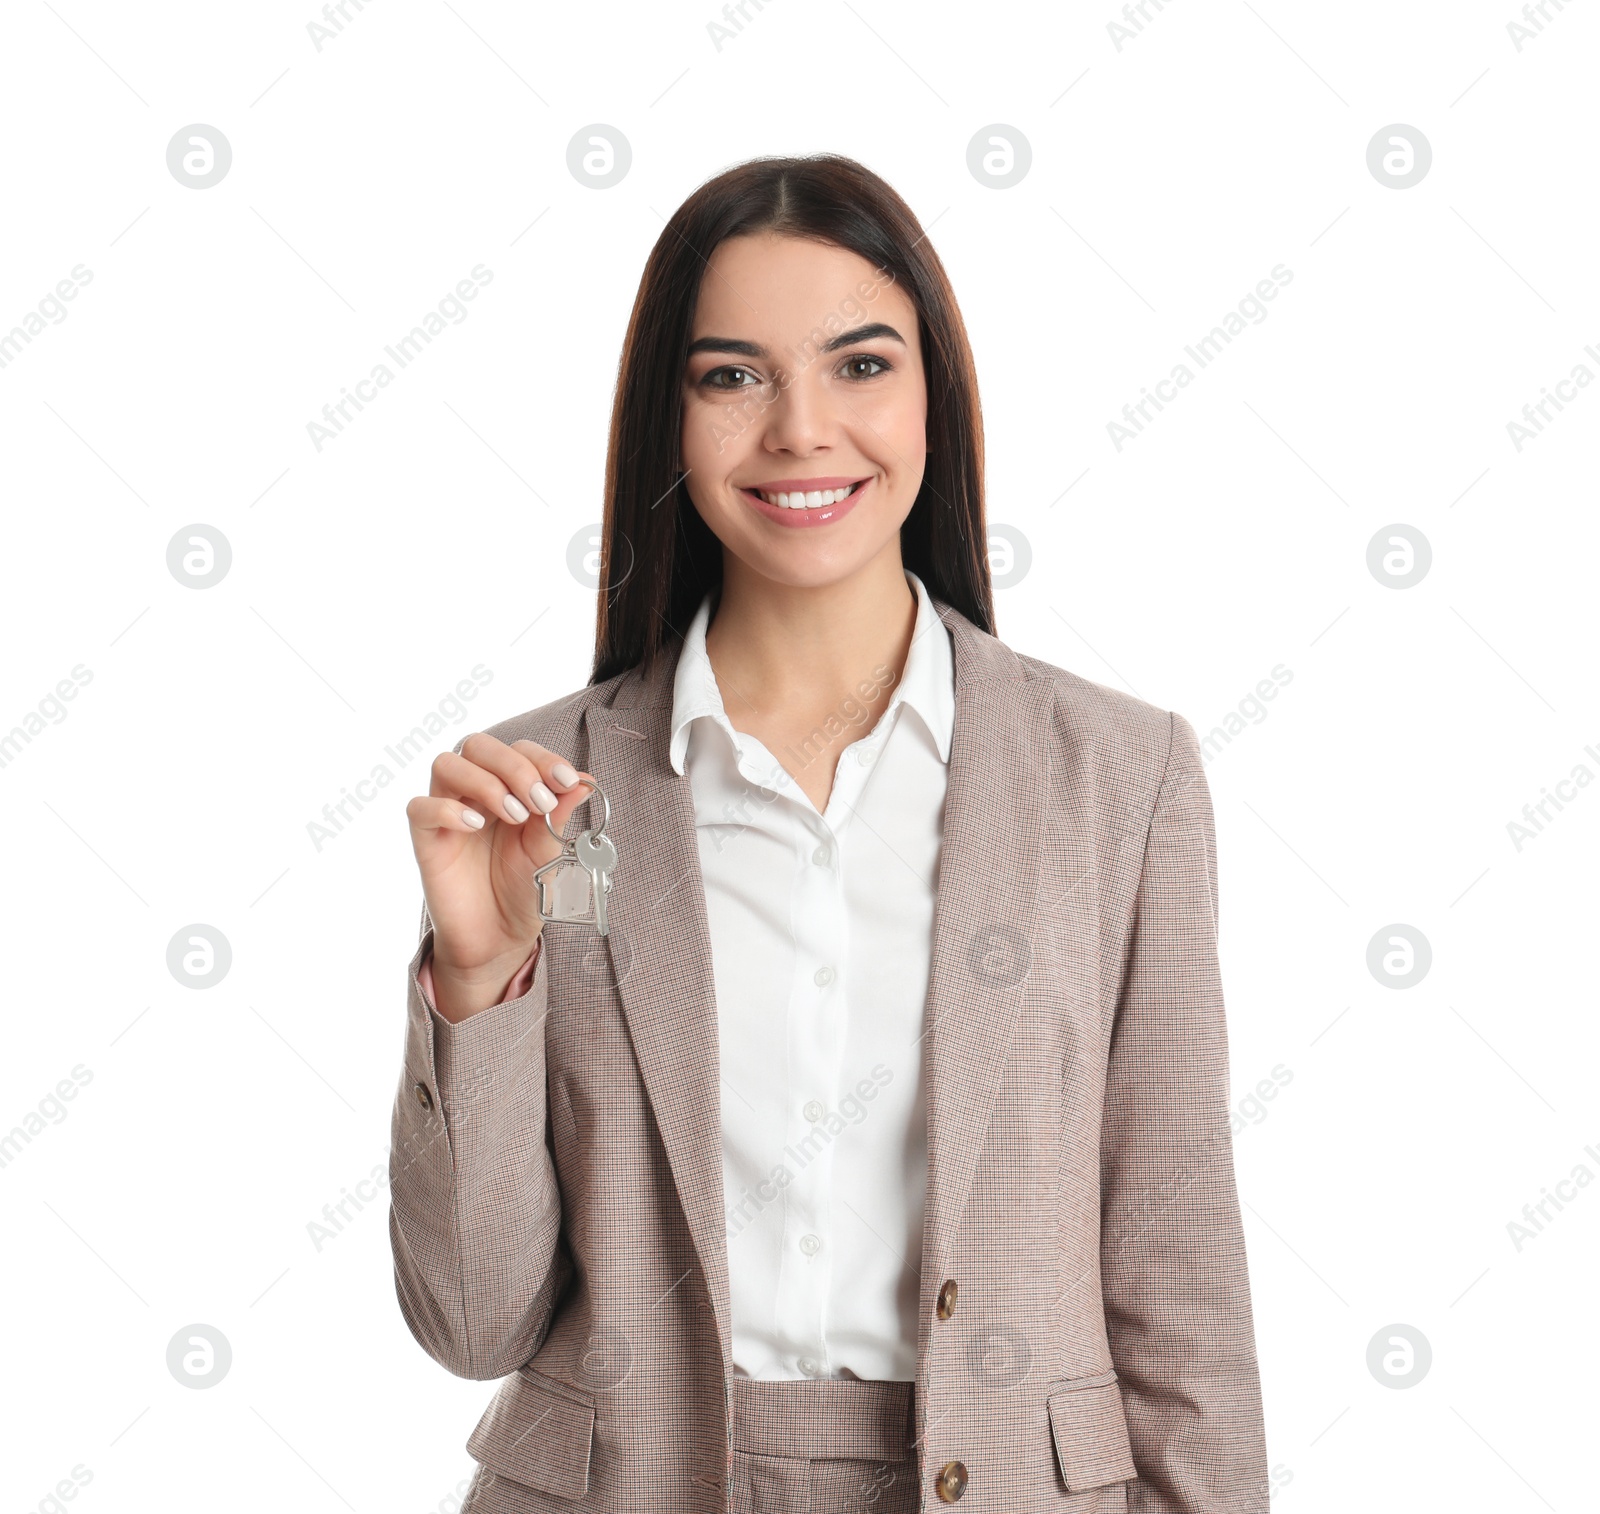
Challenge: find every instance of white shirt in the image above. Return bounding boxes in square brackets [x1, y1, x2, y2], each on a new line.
[668, 568, 955, 1382]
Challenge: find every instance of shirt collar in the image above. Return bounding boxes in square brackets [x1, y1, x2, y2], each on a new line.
[668, 568, 955, 776]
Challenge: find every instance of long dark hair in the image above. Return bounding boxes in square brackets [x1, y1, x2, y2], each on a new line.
[589, 152, 992, 686]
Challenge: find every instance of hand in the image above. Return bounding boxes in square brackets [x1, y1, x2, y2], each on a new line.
[406, 734, 597, 999]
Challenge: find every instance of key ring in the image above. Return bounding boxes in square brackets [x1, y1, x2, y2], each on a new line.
[534, 776, 619, 937]
[544, 776, 610, 842]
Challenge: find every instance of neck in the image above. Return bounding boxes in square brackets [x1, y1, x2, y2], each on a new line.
[704, 547, 917, 723]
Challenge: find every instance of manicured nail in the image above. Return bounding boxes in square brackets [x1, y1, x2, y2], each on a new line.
[551, 761, 580, 788]
[462, 808, 485, 829]
[529, 782, 558, 813]
[502, 794, 530, 822]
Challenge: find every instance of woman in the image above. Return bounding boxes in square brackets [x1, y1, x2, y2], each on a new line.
[390, 154, 1268, 1513]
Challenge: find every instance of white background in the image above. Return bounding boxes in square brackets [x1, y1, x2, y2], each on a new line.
[1, 1, 1595, 1510]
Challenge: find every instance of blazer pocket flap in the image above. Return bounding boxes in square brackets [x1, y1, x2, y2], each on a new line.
[466, 1368, 596, 1499]
[1047, 1379, 1138, 1493]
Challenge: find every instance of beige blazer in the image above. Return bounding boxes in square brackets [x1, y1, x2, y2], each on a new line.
[388, 597, 1269, 1513]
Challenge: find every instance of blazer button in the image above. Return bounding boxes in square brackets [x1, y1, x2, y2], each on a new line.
[936, 1279, 958, 1319]
[413, 1082, 433, 1111]
[935, 1460, 969, 1502]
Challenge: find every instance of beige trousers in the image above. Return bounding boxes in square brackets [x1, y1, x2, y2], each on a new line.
[728, 1375, 917, 1514]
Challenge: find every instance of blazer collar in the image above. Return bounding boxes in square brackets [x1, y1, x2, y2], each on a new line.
[581, 596, 1056, 1383]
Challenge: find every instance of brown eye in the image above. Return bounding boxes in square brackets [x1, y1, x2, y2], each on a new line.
[841, 355, 890, 381]
[703, 365, 760, 390]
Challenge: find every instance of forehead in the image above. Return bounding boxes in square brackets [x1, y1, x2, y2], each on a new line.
[689, 231, 915, 339]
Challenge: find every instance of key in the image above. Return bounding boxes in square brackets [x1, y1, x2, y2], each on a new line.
[574, 829, 618, 936]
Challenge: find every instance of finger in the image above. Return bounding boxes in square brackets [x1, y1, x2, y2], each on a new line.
[406, 793, 488, 835]
[431, 749, 540, 827]
[507, 739, 585, 794]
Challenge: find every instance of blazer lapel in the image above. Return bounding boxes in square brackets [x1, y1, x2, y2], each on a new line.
[916, 604, 1055, 1291]
[581, 688, 737, 1368]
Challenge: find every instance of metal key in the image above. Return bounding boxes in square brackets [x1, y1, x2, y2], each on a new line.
[574, 829, 618, 936]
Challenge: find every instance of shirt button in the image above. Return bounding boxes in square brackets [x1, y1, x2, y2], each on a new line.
[798, 1356, 821, 1376]
[857, 745, 877, 765]
[814, 965, 835, 987]
[803, 1100, 825, 1123]
[758, 786, 776, 800]
[812, 844, 830, 865]
[799, 1233, 822, 1256]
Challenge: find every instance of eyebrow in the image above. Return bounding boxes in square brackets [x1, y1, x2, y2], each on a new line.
[684, 321, 907, 360]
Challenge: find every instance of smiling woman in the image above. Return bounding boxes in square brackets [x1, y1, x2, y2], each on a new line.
[391, 152, 1269, 1514]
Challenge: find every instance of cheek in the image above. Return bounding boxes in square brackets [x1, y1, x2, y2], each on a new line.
[854, 384, 928, 454]
[857, 376, 934, 435]
[682, 390, 759, 469]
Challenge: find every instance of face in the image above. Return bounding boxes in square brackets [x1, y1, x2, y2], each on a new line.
[679, 232, 929, 591]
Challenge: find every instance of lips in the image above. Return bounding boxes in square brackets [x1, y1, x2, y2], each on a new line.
[739, 476, 871, 529]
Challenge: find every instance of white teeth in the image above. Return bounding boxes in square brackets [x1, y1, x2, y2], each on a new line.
[755, 484, 858, 508]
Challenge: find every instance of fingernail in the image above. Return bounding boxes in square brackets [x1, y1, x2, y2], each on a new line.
[551, 761, 580, 788]
[529, 782, 557, 813]
[502, 794, 530, 822]
[462, 808, 485, 829]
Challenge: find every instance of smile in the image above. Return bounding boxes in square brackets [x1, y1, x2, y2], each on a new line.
[741, 478, 870, 510]
[738, 476, 872, 530]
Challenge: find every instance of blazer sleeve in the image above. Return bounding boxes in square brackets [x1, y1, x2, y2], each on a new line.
[388, 912, 569, 1381]
[1099, 711, 1269, 1512]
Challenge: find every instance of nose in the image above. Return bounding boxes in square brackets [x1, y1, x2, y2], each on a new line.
[759, 363, 837, 456]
